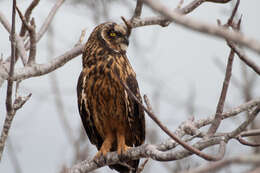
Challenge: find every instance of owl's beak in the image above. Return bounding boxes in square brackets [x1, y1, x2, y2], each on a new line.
[119, 36, 129, 52]
[123, 36, 129, 46]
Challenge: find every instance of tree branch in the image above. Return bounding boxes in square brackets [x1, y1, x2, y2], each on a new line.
[132, 0, 143, 20]
[36, 0, 64, 43]
[207, 0, 239, 135]
[177, 153, 260, 173]
[140, 0, 260, 55]
[228, 42, 260, 75]
[19, 0, 40, 37]
[0, 0, 17, 161]
[9, 44, 83, 81]
[119, 78, 226, 161]
[16, 6, 37, 65]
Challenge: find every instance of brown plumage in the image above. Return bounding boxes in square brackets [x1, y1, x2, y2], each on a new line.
[77, 22, 145, 173]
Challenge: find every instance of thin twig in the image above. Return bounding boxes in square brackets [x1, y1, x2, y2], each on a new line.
[36, 0, 64, 42]
[228, 42, 260, 75]
[207, 49, 234, 135]
[16, 6, 37, 65]
[75, 29, 86, 47]
[237, 136, 260, 147]
[228, 105, 260, 138]
[19, 0, 40, 37]
[136, 158, 149, 173]
[207, 0, 239, 135]
[157, 97, 260, 151]
[241, 129, 260, 137]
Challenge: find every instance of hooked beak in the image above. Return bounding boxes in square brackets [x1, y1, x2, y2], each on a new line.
[123, 36, 129, 46]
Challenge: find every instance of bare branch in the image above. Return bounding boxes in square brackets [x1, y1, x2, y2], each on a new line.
[208, 49, 234, 135]
[36, 0, 64, 42]
[209, 1, 239, 135]
[19, 0, 40, 37]
[16, 6, 37, 65]
[132, 0, 143, 19]
[157, 98, 260, 151]
[228, 105, 260, 138]
[136, 159, 149, 173]
[75, 29, 86, 47]
[241, 129, 260, 137]
[0, 11, 11, 33]
[0, 0, 17, 161]
[0, 12, 27, 66]
[141, 0, 260, 55]
[177, 153, 260, 173]
[68, 98, 260, 172]
[13, 93, 32, 111]
[120, 80, 226, 161]
[237, 136, 260, 147]
[9, 44, 83, 81]
[228, 42, 260, 75]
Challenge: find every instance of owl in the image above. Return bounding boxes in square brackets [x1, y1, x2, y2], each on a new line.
[77, 22, 145, 173]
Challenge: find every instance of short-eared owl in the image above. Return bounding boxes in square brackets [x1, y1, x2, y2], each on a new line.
[77, 22, 145, 173]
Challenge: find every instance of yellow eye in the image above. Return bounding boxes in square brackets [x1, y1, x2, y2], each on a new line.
[110, 32, 116, 37]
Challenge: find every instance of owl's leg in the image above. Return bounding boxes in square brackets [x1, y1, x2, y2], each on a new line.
[116, 129, 130, 156]
[94, 133, 115, 159]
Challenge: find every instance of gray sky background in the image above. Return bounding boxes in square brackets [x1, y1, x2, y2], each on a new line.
[0, 0, 260, 173]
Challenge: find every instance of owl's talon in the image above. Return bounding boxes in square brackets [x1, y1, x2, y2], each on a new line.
[93, 152, 107, 166]
[117, 145, 131, 161]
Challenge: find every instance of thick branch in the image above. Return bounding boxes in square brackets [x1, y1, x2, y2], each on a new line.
[132, 0, 143, 19]
[9, 45, 83, 81]
[140, 0, 260, 55]
[0, 0, 16, 161]
[69, 136, 224, 173]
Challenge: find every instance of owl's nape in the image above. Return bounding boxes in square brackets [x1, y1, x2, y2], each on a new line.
[77, 21, 145, 173]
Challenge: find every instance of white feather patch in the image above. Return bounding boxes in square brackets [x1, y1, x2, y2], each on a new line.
[120, 43, 128, 51]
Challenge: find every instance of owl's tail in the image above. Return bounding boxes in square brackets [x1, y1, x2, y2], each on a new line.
[109, 159, 139, 173]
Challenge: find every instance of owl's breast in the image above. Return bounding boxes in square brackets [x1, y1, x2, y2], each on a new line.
[83, 56, 129, 137]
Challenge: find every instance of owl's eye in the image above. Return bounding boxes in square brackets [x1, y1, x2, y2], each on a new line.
[110, 32, 116, 37]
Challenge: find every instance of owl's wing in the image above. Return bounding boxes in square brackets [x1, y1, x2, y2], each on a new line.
[125, 74, 146, 146]
[77, 71, 103, 149]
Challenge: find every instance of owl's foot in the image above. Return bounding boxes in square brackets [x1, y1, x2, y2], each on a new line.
[94, 134, 114, 161]
[93, 152, 106, 166]
[117, 144, 130, 155]
[117, 144, 131, 162]
[117, 131, 131, 160]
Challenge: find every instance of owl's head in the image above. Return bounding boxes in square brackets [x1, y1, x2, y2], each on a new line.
[94, 22, 130, 53]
